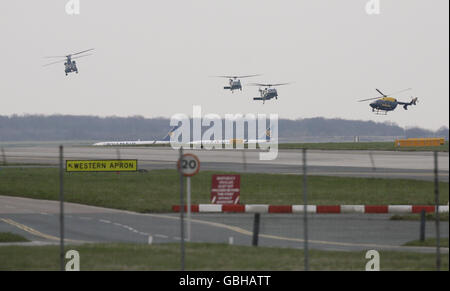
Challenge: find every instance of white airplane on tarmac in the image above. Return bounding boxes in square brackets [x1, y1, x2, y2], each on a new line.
[93, 126, 273, 147]
[190, 128, 272, 147]
[92, 125, 180, 146]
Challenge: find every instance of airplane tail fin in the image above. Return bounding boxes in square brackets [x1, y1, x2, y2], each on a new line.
[161, 125, 181, 141]
[258, 127, 271, 141]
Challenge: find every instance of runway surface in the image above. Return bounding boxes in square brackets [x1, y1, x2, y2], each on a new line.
[0, 196, 448, 253]
[1, 146, 449, 181]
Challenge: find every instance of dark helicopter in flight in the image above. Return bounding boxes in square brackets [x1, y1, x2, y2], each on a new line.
[43, 49, 94, 76]
[249, 83, 290, 104]
[358, 88, 418, 115]
[215, 75, 261, 92]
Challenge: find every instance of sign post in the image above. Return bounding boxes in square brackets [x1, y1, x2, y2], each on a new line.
[59, 145, 64, 271]
[177, 154, 200, 242]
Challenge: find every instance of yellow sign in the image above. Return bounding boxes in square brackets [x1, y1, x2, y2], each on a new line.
[395, 138, 445, 147]
[66, 160, 138, 172]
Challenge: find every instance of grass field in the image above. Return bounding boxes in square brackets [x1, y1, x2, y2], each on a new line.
[278, 141, 449, 152]
[76, 141, 449, 151]
[0, 242, 447, 271]
[403, 238, 449, 248]
[0, 232, 29, 243]
[0, 168, 448, 213]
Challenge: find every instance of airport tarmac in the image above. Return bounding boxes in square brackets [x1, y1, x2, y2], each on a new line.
[1, 146, 449, 181]
[0, 196, 448, 253]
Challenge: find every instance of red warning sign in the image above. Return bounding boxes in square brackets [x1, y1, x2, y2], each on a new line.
[211, 175, 241, 204]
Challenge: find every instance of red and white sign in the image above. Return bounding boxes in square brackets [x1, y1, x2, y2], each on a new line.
[177, 154, 200, 177]
[211, 175, 240, 204]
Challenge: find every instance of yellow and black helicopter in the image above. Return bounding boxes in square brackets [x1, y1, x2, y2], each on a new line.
[358, 88, 418, 115]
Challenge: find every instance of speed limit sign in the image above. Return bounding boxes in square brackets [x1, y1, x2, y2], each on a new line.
[177, 153, 200, 177]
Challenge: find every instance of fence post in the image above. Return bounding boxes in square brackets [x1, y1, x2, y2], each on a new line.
[434, 151, 440, 271]
[420, 209, 426, 242]
[242, 149, 247, 172]
[252, 213, 260, 247]
[1, 147, 6, 165]
[369, 151, 376, 171]
[302, 148, 309, 271]
[59, 145, 64, 271]
[179, 147, 185, 271]
[116, 148, 121, 160]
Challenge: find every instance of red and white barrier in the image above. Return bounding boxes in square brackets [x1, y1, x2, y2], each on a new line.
[172, 204, 449, 214]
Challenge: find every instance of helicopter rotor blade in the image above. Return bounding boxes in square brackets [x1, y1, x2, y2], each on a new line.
[43, 60, 65, 67]
[71, 53, 93, 60]
[214, 74, 261, 79]
[248, 82, 290, 87]
[70, 48, 95, 57]
[376, 89, 386, 97]
[42, 59, 67, 67]
[236, 74, 261, 78]
[358, 97, 382, 102]
[42, 54, 93, 67]
[384, 88, 412, 97]
[359, 88, 412, 102]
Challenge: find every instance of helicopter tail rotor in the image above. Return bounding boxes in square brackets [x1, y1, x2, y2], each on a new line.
[402, 97, 419, 110]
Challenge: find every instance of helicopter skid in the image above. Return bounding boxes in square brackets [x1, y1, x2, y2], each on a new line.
[374, 111, 388, 115]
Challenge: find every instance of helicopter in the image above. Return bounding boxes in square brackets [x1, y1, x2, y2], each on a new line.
[358, 88, 418, 115]
[215, 75, 260, 92]
[249, 83, 290, 104]
[43, 49, 94, 76]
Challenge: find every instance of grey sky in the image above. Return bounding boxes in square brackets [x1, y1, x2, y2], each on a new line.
[0, 0, 448, 130]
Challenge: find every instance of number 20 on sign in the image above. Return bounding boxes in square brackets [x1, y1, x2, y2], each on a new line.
[177, 154, 200, 177]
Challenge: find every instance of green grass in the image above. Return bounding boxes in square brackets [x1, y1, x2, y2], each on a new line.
[0, 232, 29, 243]
[0, 242, 447, 271]
[116, 141, 449, 152]
[391, 213, 449, 221]
[0, 168, 448, 213]
[278, 141, 449, 152]
[403, 238, 449, 248]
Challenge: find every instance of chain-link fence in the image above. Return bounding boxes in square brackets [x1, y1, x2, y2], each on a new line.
[0, 145, 448, 270]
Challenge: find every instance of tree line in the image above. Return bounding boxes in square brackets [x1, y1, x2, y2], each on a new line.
[0, 114, 448, 142]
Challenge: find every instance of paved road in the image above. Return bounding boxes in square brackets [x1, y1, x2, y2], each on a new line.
[1, 146, 449, 181]
[0, 196, 448, 253]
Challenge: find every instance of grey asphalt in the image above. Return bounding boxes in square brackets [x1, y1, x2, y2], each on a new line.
[0, 196, 448, 253]
[1, 146, 449, 181]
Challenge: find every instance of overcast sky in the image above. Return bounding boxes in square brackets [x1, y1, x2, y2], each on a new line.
[0, 0, 448, 130]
